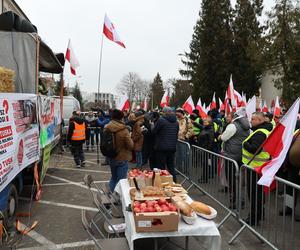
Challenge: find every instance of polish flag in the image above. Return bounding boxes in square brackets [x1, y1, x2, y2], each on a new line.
[103, 14, 126, 48]
[256, 98, 300, 187]
[196, 98, 207, 118]
[234, 90, 243, 107]
[224, 98, 232, 115]
[273, 96, 281, 118]
[246, 95, 256, 122]
[182, 95, 195, 115]
[143, 98, 148, 111]
[219, 98, 225, 111]
[131, 101, 137, 111]
[239, 93, 247, 107]
[65, 39, 79, 75]
[117, 95, 130, 111]
[262, 100, 269, 113]
[227, 75, 237, 108]
[258, 100, 263, 112]
[210, 92, 217, 110]
[160, 90, 169, 108]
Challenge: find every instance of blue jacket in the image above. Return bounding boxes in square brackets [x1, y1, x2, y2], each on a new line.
[97, 116, 110, 129]
[152, 114, 179, 152]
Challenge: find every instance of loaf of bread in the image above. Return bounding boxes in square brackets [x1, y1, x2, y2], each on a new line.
[176, 201, 194, 217]
[190, 201, 211, 215]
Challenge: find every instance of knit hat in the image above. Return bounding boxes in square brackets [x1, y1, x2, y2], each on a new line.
[162, 106, 173, 113]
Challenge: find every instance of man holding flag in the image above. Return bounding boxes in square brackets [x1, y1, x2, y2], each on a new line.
[241, 112, 273, 225]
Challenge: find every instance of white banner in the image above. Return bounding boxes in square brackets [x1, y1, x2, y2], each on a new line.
[0, 93, 40, 192]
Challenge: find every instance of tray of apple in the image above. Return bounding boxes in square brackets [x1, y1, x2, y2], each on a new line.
[132, 198, 178, 214]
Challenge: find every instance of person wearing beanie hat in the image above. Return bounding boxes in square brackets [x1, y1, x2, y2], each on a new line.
[104, 109, 134, 191]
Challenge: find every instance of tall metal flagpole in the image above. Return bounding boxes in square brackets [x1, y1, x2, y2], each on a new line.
[97, 32, 104, 103]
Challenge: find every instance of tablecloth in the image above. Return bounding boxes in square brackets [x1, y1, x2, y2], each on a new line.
[115, 179, 221, 250]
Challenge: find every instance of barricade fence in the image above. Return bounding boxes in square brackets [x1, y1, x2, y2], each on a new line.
[175, 140, 300, 250]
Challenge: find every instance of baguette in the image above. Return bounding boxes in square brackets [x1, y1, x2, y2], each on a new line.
[190, 201, 211, 215]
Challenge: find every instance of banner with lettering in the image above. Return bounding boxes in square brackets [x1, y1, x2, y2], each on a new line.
[0, 93, 39, 192]
[39, 96, 61, 148]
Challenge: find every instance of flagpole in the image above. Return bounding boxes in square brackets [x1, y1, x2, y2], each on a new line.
[97, 32, 104, 103]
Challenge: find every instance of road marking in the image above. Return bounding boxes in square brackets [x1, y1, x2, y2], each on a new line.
[52, 154, 101, 166]
[17, 222, 57, 248]
[19, 197, 98, 212]
[42, 180, 109, 187]
[48, 166, 110, 174]
[18, 240, 95, 250]
[46, 174, 98, 192]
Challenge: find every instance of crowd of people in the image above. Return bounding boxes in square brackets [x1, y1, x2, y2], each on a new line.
[66, 105, 300, 225]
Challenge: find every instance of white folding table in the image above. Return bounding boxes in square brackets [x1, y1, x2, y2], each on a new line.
[115, 179, 221, 250]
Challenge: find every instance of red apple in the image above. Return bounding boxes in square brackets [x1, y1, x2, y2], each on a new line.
[140, 203, 147, 209]
[148, 207, 155, 212]
[158, 198, 167, 206]
[133, 201, 141, 208]
[155, 206, 162, 212]
[134, 207, 141, 213]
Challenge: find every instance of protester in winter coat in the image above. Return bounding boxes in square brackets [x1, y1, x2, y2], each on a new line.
[132, 111, 145, 168]
[141, 112, 152, 167]
[242, 112, 273, 225]
[85, 111, 97, 151]
[68, 111, 87, 168]
[148, 111, 160, 169]
[104, 109, 134, 191]
[219, 108, 250, 209]
[176, 108, 194, 141]
[152, 107, 179, 181]
[197, 118, 215, 151]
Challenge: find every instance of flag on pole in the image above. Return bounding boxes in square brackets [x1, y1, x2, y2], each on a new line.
[219, 98, 225, 112]
[182, 95, 195, 115]
[143, 98, 148, 111]
[262, 100, 269, 113]
[117, 95, 130, 111]
[273, 96, 281, 118]
[196, 98, 207, 118]
[160, 90, 169, 108]
[65, 39, 79, 75]
[246, 95, 256, 122]
[103, 14, 126, 48]
[210, 92, 217, 110]
[257, 98, 300, 187]
[227, 75, 237, 108]
[234, 90, 243, 107]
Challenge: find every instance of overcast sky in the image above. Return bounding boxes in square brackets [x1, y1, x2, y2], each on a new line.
[16, 0, 275, 95]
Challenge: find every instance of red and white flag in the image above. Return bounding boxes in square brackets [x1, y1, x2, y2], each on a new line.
[256, 98, 300, 187]
[103, 14, 126, 48]
[227, 75, 237, 108]
[262, 100, 269, 113]
[196, 98, 207, 118]
[219, 98, 225, 112]
[246, 95, 256, 122]
[210, 92, 217, 110]
[117, 95, 130, 111]
[273, 96, 281, 118]
[65, 39, 79, 75]
[182, 95, 195, 115]
[143, 98, 148, 111]
[160, 90, 169, 108]
[234, 90, 243, 107]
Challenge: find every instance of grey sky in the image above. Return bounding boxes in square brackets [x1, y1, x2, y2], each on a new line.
[16, 0, 275, 95]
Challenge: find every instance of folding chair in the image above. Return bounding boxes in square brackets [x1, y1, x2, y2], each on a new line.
[92, 191, 126, 237]
[81, 209, 129, 250]
[84, 174, 124, 218]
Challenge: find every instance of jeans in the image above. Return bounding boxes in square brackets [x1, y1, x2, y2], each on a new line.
[86, 129, 95, 149]
[108, 159, 128, 191]
[135, 151, 143, 168]
[155, 151, 176, 182]
[72, 144, 85, 165]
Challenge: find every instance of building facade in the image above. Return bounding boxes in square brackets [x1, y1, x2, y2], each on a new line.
[260, 70, 282, 107]
[1, 0, 29, 19]
[94, 92, 115, 107]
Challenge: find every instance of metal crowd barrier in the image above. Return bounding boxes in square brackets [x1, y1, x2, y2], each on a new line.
[175, 140, 240, 229]
[229, 164, 300, 250]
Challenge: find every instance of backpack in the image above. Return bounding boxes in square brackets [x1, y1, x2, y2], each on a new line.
[100, 129, 117, 158]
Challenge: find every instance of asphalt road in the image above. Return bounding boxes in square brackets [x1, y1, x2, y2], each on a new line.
[1, 147, 295, 250]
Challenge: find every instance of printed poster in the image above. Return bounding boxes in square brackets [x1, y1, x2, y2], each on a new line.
[0, 93, 39, 192]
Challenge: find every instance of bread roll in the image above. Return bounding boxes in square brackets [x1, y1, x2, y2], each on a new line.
[176, 201, 193, 217]
[190, 201, 211, 215]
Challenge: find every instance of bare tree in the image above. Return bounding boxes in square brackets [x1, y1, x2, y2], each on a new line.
[116, 72, 149, 102]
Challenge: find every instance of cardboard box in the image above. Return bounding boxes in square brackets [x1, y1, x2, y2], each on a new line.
[128, 177, 153, 187]
[133, 211, 179, 232]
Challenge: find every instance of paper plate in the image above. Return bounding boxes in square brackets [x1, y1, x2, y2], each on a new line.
[181, 212, 197, 225]
[195, 206, 217, 220]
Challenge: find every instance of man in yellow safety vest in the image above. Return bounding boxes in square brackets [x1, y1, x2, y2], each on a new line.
[68, 111, 87, 168]
[242, 112, 273, 226]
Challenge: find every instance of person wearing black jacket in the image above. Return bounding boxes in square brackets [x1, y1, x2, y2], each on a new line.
[152, 107, 179, 181]
[68, 112, 88, 168]
[243, 112, 273, 225]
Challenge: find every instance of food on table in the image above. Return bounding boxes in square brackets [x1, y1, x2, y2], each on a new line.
[164, 190, 175, 197]
[181, 212, 197, 225]
[171, 187, 183, 193]
[190, 201, 211, 215]
[153, 172, 162, 188]
[174, 200, 194, 217]
[142, 186, 165, 197]
[128, 169, 154, 178]
[132, 199, 178, 214]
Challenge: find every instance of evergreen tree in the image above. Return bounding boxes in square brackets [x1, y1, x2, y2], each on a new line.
[181, 0, 234, 104]
[54, 80, 69, 96]
[72, 82, 83, 110]
[170, 80, 193, 107]
[150, 73, 164, 109]
[266, 0, 300, 107]
[232, 0, 265, 96]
